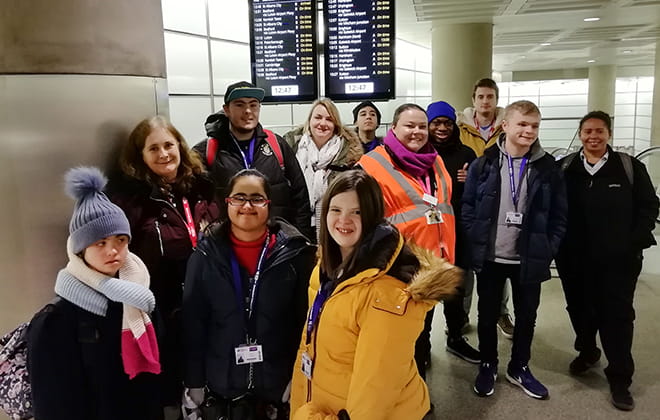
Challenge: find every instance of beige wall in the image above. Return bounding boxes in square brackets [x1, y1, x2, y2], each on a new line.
[0, 0, 168, 335]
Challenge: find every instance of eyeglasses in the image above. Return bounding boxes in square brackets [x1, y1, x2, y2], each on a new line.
[225, 195, 270, 207]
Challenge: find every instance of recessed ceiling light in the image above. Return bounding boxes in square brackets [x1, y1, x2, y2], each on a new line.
[520, 55, 526, 59]
[623, 50, 632, 54]
[584, 17, 600, 22]
[540, 42, 551, 46]
[587, 59, 596, 63]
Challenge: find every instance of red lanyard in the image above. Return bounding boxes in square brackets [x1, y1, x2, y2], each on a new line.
[474, 115, 495, 138]
[181, 197, 197, 248]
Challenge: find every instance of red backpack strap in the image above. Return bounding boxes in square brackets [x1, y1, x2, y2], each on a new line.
[205, 137, 218, 167]
[263, 129, 285, 171]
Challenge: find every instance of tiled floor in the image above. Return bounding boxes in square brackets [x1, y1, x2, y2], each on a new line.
[426, 271, 660, 420]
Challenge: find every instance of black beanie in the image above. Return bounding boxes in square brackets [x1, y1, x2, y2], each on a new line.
[352, 101, 382, 125]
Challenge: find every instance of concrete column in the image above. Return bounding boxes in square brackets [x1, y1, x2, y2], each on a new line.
[587, 65, 616, 114]
[431, 23, 493, 111]
[0, 0, 168, 329]
[651, 40, 660, 147]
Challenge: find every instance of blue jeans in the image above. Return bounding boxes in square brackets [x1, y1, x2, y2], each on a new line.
[476, 261, 541, 367]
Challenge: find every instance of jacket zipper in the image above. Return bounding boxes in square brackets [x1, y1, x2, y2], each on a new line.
[150, 196, 196, 248]
[154, 220, 164, 256]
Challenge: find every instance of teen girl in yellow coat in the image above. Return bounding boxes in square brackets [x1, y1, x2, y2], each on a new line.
[290, 170, 461, 420]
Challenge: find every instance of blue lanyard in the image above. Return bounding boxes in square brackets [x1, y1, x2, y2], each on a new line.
[231, 134, 257, 168]
[506, 155, 528, 209]
[305, 284, 331, 345]
[230, 233, 270, 329]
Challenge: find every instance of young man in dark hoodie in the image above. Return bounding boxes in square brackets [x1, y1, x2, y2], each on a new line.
[463, 100, 567, 400]
[352, 101, 383, 153]
[427, 101, 479, 364]
[193, 81, 313, 240]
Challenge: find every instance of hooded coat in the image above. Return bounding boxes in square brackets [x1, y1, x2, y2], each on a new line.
[456, 106, 505, 157]
[193, 112, 314, 241]
[290, 223, 462, 420]
[462, 135, 567, 284]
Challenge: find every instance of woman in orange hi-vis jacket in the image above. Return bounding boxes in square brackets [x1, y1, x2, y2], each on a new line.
[289, 170, 461, 420]
[357, 103, 457, 379]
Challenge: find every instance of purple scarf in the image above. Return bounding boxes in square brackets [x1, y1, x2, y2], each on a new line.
[383, 129, 438, 178]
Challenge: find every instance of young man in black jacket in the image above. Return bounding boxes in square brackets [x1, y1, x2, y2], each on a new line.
[193, 81, 313, 240]
[426, 100, 479, 365]
[556, 111, 659, 411]
[463, 100, 567, 400]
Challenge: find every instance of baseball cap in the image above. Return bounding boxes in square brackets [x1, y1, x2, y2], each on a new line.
[224, 81, 265, 104]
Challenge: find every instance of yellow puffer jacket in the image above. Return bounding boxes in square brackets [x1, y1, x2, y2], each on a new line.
[456, 106, 504, 157]
[290, 223, 462, 420]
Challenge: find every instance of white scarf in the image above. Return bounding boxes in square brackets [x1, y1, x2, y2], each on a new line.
[295, 133, 342, 226]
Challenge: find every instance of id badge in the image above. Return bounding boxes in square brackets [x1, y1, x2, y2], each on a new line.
[505, 211, 523, 225]
[301, 351, 313, 380]
[422, 193, 438, 206]
[425, 208, 443, 225]
[235, 344, 263, 365]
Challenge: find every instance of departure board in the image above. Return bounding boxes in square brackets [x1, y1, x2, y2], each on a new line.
[250, 0, 319, 103]
[324, 0, 395, 101]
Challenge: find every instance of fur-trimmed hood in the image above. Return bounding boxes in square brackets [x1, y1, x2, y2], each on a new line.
[339, 222, 462, 302]
[406, 244, 463, 302]
[456, 106, 505, 130]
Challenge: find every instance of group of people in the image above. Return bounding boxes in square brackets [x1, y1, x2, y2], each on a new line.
[23, 77, 658, 420]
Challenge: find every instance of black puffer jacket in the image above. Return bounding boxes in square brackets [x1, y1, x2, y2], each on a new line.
[462, 138, 567, 284]
[193, 113, 313, 240]
[183, 218, 316, 401]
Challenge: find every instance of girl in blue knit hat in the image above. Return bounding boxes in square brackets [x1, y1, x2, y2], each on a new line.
[27, 167, 163, 420]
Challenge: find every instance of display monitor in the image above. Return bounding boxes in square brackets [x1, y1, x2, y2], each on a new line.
[249, 0, 319, 103]
[323, 0, 395, 101]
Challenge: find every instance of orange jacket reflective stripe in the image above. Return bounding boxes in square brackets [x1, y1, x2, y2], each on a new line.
[359, 146, 456, 263]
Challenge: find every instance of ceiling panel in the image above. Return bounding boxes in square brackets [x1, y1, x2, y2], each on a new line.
[517, 0, 606, 14]
[400, 0, 659, 71]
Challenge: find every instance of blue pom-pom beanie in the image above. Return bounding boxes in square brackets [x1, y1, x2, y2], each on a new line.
[427, 101, 456, 123]
[64, 167, 131, 254]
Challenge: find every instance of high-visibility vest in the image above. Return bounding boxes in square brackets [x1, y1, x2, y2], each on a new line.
[359, 146, 456, 263]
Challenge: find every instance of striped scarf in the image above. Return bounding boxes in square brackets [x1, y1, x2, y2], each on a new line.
[55, 237, 161, 379]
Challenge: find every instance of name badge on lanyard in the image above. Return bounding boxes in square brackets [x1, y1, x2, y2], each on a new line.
[506, 154, 528, 226]
[235, 344, 263, 365]
[302, 285, 330, 379]
[230, 233, 270, 365]
[422, 180, 443, 225]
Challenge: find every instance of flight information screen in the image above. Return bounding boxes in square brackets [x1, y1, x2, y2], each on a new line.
[250, 0, 319, 103]
[323, 0, 395, 101]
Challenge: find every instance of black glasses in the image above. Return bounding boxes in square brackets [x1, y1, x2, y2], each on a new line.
[225, 195, 270, 207]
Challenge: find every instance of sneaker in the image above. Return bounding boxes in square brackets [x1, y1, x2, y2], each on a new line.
[474, 362, 498, 397]
[610, 385, 634, 411]
[497, 314, 514, 339]
[569, 348, 601, 375]
[446, 336, 480, 364]
[506, 365, 549, 399]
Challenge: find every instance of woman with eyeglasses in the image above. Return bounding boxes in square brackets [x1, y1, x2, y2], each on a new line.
[183, 169, 316, 419]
